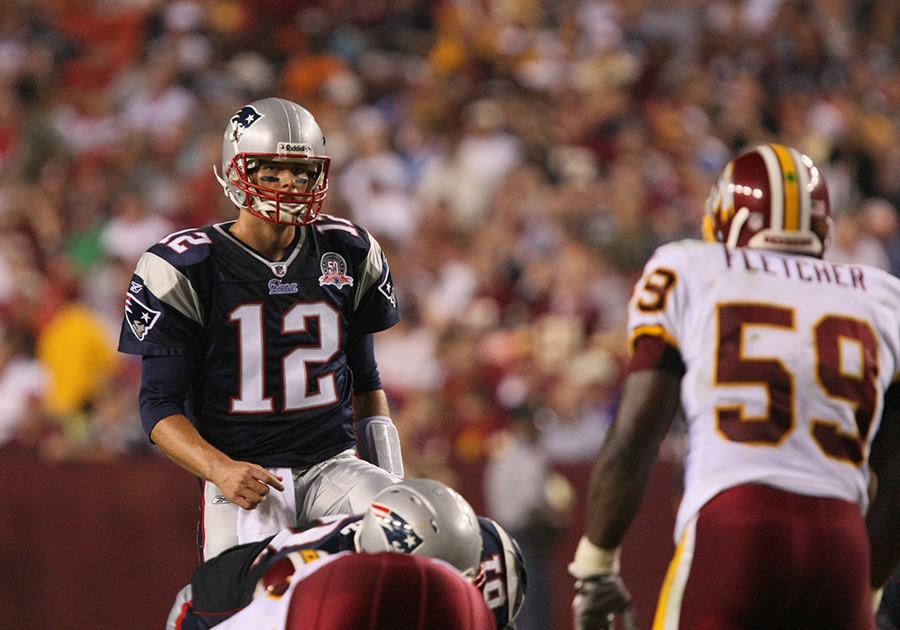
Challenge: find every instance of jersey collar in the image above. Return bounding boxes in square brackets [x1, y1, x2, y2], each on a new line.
[213, 221, 306, 277]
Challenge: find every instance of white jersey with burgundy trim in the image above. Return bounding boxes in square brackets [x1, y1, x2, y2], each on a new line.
[216, 551, 350, 630]
[182, 515, 525, 629]
[628, 239, 900, 543]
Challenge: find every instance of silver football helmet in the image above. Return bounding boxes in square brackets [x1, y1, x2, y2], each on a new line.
[215, 97, 330, 225]
[355, 479, 483, 578]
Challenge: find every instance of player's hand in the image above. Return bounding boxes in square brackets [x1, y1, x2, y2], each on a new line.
[573, 574, 638, 630]
[213, 460, 285, 510]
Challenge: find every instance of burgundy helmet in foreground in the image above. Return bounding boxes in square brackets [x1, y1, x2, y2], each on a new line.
[703, 143, 831, 257]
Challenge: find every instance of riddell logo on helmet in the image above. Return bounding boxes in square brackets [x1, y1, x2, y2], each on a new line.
[277, 142, 312, 156]
[762, 233, 814, 245]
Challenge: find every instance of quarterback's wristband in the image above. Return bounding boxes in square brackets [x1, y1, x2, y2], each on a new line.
[568, 536, 621, 578]
[355, 415, 404, 478]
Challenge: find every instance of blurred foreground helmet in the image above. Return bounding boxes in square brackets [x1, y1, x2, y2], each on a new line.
[286, 553, 495, 630]
[703, 143, 830, 257]
[215, 97, 330, 225]
[356, 478, 483, 578]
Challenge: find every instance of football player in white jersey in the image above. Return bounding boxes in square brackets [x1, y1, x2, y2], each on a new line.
[167, 479, 527, 630]
[216, 551, 496, 630]
[569, 143, 900, 630]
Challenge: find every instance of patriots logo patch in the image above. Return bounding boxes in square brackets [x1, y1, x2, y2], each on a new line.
[370, 503, 423, 554]
[229, 105, 264, 143]
[378, 251, 396, 307]
[125, 292, 161, 341]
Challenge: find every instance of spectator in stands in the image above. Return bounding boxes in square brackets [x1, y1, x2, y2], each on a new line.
[0, 326, 47, 448]
[485, 404, 571, 630]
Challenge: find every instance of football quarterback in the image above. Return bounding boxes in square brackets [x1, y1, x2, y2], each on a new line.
[119, 97, 403, 562]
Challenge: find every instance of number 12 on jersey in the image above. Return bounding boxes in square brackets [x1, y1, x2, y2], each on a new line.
[229, 302, 340, 413]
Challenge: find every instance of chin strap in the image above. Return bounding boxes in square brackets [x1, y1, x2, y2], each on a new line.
[355, 415, 404, 478]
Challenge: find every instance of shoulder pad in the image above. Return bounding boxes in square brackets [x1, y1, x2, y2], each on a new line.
[649, 238, 700, 262]
[132, 251, 205, 326]
[312, 214, 370, 247]
[147, 227, 216, 268]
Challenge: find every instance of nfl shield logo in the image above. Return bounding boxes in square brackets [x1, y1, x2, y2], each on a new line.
[125, 292, 161, 341]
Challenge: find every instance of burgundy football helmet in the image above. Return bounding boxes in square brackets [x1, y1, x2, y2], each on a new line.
[285, 553, 495, 630]
[703, 143, 831, 257]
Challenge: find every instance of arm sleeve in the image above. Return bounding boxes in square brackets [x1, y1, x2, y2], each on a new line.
[190, 535, 276, 615]
[351, 232, 400, 333]
[346, 331, 382, 393]
[118, 251, 207, 357]
[139, 353, 196, 439]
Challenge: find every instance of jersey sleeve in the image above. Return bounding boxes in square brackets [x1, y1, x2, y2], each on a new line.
[190, 535, 275, 617]
[117, 249, 207, 356]
[350, 230, 400, 334]
[626, 241, 688, 375]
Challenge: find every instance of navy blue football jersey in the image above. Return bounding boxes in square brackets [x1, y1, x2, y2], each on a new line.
[181, 515, 525, 629]
[118, 216, 399, 467]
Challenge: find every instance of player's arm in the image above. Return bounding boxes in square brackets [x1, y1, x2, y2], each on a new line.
[582, 366, 681, 549]
[141, 355, 284, 509]
[348, 330, 403, 477]
[867, 381, 900, 592]
[151, 415, 284, 509]
[571, 333, 684, 630]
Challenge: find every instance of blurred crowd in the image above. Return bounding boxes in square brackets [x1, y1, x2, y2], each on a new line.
[1, 0, 898, 519]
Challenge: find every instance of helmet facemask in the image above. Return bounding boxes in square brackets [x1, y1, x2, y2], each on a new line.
[222, 152, 330, 225]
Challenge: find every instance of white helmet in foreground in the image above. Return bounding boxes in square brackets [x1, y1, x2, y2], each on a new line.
[355, 478, 483, 578]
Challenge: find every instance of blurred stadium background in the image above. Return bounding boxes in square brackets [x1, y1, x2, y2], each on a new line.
[0, 0, 897, 628]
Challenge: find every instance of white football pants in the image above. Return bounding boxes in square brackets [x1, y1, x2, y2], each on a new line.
[199, 449, 398, 561]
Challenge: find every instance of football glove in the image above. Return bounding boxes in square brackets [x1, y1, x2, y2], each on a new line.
[572, 574, 638, 630]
